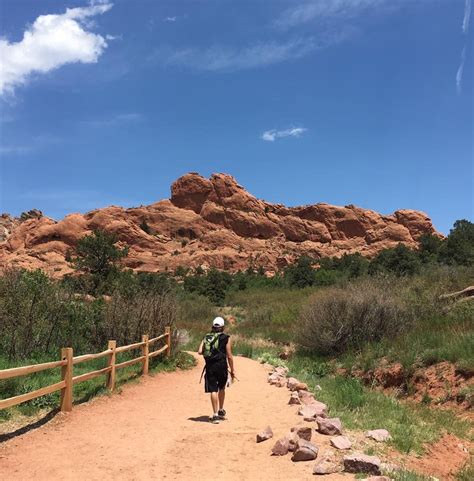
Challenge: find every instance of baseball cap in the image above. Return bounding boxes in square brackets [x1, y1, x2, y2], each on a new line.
[212, 316, 225, 327]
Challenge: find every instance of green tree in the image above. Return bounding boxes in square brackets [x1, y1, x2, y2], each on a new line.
[369, 244, 421, 277]
[439, 220, 474, 266]
[285, 256, 316, 288]
[71, 230, 128, 291]
[418, 234, 443, 264]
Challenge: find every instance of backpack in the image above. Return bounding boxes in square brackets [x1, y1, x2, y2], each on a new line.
[202, 332, 224, 362]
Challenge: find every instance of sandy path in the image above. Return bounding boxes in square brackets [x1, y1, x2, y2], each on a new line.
[0, 355, 354, 481]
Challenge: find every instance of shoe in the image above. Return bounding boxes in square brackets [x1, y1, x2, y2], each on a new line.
[209, 415, 220, 424]
[217, 409, 226, 419]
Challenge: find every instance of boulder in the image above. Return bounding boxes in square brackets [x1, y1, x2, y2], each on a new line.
[288, 392, 301, 405]
[286, 431, 300, 452]
[268, 374, 285, 386]
[298, 390, 316, 405]
[256, 426, 273, 443]
[365, 429, 392, 443]
[291, 439, 319, 462]
[287, 377, 300, 390]
[343, 453, 382, 475]
[317, 417, 343, 436]
[274, 366, 288, 376]
[290, 382, 308, 392]
[271, 437, 290, 456]
[330, 436, 352, 450]
[290, 425, 312, 441]
[298, 402, 328, 419]
[0, 172, 440, 278]
[313, 459, 340, 475]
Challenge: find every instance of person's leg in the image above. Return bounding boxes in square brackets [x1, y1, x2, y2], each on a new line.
[218, 388, 225, 411]
[210, 391, 219, 414]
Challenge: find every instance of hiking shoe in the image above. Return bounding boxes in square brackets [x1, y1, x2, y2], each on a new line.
[217, 409, 226, 419]
[209, 415, 220, 424]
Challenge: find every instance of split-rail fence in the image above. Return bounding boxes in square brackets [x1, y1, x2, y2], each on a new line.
[0, 327, 171, 412]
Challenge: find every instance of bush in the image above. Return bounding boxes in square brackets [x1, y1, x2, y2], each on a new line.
[284, 256, 316, 288]
[369, 244, 421, 277]
[0, 268, 177, 360]
[297, 278, 412, 354]
[439, 219, 474, 266]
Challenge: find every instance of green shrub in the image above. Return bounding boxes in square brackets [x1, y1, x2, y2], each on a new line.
[440, 219, 474, 266]
[297, 278, 412, 355]
[369, 244, 421, 277]
[284, 256, 316, 288]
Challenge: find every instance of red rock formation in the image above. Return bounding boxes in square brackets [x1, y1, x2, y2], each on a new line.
[0, 173, 441, 277]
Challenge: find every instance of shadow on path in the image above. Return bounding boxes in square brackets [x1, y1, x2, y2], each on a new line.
[188, 415, 211, 423]
[0, 409, 59, 444]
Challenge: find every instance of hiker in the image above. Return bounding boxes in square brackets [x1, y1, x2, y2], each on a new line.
[198, 316, 235, 424]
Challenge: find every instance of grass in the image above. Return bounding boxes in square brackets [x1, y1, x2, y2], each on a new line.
[226, 286, 316, 343]
[0, 351, 195, 421]
[336, 304, 474, 376]
[457, 457, 474, 481]
[287, 354, 472, 454]
[390, 471, 434, 481]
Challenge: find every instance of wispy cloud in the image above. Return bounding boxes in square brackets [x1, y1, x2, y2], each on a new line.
[274, 0, 387, 29]
[163, 34, 351, 72]
[80, 112, 143, 128]
[261, 127, 307, 142]
[457, 0, 471, 94]
[456, 46, 467, 95]
[0, 133, 62, 157]
[463, 0, 472, 33]
[164, 16, 177, 23]
[0, 145, 33, 155]
[0, 2, 113, 96]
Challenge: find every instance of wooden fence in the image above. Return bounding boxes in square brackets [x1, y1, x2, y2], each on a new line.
[0, 327, 171, 412]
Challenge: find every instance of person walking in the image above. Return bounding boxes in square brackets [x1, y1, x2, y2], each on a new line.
[198, 316, 235, 424]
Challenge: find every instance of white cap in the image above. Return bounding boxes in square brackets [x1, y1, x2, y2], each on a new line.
[212, 316, 225, 328]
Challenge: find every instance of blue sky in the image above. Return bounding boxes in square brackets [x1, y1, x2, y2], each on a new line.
[0, 0, 472, 234]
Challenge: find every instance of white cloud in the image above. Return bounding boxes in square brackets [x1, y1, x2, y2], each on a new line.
[456, 46, 466, 94]
[0, 145, 32, 155]
[0, 2, 113, 96]
[463, 0, 472, 33]
[275, 0, 387, 29]
[80, 112, 143, 127]
[261, 127, 307, 142]
[457, 0, 471, 94]
[165, 37, 322, 72]
[164, 16, 177, 23]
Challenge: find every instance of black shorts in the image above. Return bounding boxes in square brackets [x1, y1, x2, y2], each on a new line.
[204, 361, 228, 393]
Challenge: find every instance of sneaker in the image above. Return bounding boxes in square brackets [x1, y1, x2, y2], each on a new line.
[209, 415, 220, 424]
[217, 409, 226, 419]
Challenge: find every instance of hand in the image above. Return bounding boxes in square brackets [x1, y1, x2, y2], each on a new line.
[230, 370, 236, 380]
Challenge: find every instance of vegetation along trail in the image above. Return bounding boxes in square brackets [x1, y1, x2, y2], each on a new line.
[0, 354, 353, 481]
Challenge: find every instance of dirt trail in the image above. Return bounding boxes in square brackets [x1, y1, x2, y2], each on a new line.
[0, 355, 354, 481]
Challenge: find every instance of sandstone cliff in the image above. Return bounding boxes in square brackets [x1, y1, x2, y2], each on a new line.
[0, 173, 439, 276]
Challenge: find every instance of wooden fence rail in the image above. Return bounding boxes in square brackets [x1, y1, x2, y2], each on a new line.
[0, 326, 172, 413]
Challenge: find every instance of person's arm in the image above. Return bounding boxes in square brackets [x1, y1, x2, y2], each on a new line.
[226, 337, 235, 379]
[198, 340, 204, 355]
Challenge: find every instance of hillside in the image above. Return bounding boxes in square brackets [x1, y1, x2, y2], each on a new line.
[0, 173, 440, 276]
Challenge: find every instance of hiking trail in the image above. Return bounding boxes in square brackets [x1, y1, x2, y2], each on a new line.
[0, 355, 354, 481]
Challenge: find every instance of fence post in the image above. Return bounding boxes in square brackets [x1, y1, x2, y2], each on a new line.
[142, 334, 149, 375]
[165, 326, 171, 357]
[60, 347, 73, 412]
[107, 340, 116, 391]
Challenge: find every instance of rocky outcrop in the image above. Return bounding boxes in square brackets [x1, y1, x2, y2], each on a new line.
[0, 173, 441, 277]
